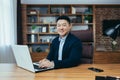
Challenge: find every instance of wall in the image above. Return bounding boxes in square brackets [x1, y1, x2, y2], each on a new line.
[21, 0, 120, 4]
[95, 5, 120, 51]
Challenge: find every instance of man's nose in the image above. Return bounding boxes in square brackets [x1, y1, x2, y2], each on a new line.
[59, 26, 64, 29]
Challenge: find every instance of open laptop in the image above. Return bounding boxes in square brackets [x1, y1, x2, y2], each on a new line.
[11, 45, 54, 73]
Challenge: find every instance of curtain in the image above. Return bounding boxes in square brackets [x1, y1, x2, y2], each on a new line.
[0, 0, 17, 63]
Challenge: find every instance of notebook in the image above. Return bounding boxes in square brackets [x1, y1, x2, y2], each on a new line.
[11, 45, 53, 73]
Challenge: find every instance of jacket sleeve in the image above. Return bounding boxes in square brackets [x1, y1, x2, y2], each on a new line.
[46, 38, 60, 61]
[46, 41, 56, 61]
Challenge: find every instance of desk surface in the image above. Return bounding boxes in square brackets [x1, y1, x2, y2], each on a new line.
[0, 64, 120, 80]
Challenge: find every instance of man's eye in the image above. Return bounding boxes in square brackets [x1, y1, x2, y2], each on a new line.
[62, 24, 66, 27]
[57, 25, 60, 27]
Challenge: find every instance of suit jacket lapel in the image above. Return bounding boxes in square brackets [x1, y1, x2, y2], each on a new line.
[62, 33, 71, 57]
[55, 38, 60, 59]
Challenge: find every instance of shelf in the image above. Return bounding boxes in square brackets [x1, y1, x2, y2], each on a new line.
[72, 23, 93, 25]
[27, 23, 50, 25]
[27, 32, 58, 34]
[27, 42, 50, 44]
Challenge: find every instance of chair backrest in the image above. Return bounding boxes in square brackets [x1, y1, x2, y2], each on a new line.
[71, 30, 94, 64]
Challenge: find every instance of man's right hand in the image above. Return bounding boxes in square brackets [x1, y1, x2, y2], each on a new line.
[39, 58, 54, 68]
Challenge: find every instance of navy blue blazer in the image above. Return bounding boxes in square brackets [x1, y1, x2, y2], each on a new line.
[46, 32, 82, 69]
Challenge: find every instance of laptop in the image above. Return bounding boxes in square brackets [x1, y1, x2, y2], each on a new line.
[11, 45, 54, 73]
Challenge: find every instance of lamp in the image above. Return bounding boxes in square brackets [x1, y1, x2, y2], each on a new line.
[104, 24, 120, 51]
[105, 24, 120, 40]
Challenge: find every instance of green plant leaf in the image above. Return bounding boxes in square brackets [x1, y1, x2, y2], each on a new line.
[32, 25, 36, 30]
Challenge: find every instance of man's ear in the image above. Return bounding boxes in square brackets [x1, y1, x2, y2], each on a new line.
[69, 24, 72, 28]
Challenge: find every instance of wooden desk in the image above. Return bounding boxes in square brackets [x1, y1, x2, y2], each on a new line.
[0, 64, 120, 80]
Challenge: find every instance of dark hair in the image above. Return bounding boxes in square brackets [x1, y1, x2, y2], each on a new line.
[56, 15, 71, 24]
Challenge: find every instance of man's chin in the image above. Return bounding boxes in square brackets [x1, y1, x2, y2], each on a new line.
[58, 32, 68, 36]
[59, 34, 67, 37]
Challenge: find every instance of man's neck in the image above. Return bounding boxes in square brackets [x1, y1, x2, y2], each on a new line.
[60, 32, 69, 39]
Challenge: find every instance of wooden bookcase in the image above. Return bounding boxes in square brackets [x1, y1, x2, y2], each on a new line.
[21, 4, 95, 62]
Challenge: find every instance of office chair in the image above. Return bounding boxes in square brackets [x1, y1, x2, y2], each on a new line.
[71, 30, 94, 64]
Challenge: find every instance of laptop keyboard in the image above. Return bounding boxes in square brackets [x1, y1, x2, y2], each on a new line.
[33, 62, 53, 72]
[33, 62, 48, 70]
[33, 64, 45, 69]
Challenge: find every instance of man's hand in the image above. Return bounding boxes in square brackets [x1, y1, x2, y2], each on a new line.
[39, 59, 54, 68]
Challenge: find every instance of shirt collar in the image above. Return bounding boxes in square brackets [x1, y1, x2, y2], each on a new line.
[59, 33, 69, 42]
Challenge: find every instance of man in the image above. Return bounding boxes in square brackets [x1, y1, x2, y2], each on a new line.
[39, 15, 82, 69]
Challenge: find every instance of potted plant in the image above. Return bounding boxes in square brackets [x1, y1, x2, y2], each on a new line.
[84, 15, 92, 23]
[31, 25, 37, 33]
[31, 25, 37, 42]
[111, 40, 117, 51]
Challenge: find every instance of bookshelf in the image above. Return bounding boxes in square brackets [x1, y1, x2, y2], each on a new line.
[21, 4, 95, 62]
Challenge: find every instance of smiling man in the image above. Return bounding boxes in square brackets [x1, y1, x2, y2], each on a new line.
[39, 15, 82, 69]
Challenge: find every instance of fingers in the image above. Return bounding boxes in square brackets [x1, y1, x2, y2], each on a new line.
[38, 58, 54, 68]
[40, 61, 50, 68]
[39, 58, 47, 63]
[39, 59, 51, 68]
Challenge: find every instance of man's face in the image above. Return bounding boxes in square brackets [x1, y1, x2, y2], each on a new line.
[56, 19, 71, 37]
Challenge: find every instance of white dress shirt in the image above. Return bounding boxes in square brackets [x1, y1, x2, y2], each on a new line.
[58, 35, 68, 60]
